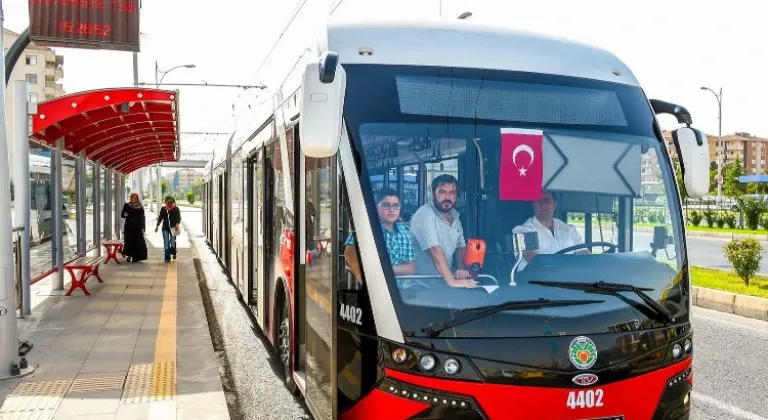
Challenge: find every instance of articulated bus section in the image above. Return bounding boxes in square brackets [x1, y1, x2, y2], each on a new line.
[203, 18, 709, 420]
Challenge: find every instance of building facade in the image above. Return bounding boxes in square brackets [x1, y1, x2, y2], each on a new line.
[4, 28, 65, 173]
[662, 130, 768, 175]
[165, 169, 204, 194]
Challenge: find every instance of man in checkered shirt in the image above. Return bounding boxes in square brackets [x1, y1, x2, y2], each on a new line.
[344, 188, 416, 283]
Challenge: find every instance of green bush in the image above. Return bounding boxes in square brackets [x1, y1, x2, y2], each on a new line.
[657, 212, 666, 225]
[715, 213, 726, 229]
[703, 210, 716, 228]
[648, 212, 658, 223]
[724, 213, 737, 229]
[723, 238, 763, 286]
[761, 214, 768, 231]
[186, 192, 195, 205]
[689, 211, 703, 227]
[738, 197, 768, 231]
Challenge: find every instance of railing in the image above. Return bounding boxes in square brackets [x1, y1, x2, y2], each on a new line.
[12, 226, 24, 316]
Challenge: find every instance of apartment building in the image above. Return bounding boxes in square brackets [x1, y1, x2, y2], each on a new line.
[662, 130, 768, 175]
[3, 28, 65, 173]
[166, 169, 204, 194]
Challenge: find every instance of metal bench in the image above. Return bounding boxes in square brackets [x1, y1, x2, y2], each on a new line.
[64, 256, 104, 296]
[102, 240, 123, 264]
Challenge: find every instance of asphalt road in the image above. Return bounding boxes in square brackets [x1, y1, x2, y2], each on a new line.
[180, 206, 768, 420]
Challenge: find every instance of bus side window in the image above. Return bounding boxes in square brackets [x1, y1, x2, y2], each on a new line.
[339, 179, 363, 291]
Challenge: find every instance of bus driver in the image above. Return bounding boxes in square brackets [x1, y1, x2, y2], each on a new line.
[410, 174, 477, 288]
[514, 191, 588, 270]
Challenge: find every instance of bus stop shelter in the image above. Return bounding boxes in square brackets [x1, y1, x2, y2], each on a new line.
[26, 87, 180, 293]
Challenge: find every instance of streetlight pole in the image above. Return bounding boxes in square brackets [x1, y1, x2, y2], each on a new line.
[154, 61, 195, 212]
[701, 86, 723, 199]
[155, 61, 196, 88]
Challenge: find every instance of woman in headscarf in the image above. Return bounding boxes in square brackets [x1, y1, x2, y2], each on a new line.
[121, 193, 148, 262]
[155, 196, 181, 262]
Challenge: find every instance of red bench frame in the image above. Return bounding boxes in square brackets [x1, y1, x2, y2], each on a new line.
[103, 240, 123, 264]
[65, 256, 104, 296]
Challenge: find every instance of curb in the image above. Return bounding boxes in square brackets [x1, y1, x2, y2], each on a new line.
[692, 286, 768, 321]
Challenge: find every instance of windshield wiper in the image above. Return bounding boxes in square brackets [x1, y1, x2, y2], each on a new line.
[422, 298, 604, 338]
[529, 281, 676, 325]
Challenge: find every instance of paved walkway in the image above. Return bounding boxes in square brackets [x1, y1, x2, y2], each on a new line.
[0, 229, 230, 419]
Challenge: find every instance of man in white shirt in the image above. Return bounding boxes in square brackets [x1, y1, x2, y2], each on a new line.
[514, 191, 588, 270]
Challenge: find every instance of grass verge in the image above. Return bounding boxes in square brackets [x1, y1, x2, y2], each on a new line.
[690, 266, 768, 299]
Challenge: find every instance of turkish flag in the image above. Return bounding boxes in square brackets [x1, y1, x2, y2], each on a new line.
[499, 128, 544, 201]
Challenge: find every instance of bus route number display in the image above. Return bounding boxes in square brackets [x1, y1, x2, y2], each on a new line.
[29, 0, 140, 52]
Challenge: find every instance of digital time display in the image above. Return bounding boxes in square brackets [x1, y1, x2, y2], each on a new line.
[29, 0, 140, 52]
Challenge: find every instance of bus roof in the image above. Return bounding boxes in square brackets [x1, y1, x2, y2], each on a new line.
[324, 19, 640, 87]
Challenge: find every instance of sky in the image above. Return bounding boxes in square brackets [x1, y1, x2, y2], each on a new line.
[3, 0, 766, 162]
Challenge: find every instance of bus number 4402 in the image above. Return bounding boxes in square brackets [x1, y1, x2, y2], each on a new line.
[566, 389, 604, 409]
[339, 303, 362, 325]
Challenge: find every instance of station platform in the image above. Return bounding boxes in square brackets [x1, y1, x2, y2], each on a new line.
[0, 229, 231, 420]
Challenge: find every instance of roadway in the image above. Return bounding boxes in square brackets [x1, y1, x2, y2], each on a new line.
[179, 206, 768, 420]
[579, 227, 757, 274]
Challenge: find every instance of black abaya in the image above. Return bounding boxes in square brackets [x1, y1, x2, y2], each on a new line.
[121, 203, 148, 262]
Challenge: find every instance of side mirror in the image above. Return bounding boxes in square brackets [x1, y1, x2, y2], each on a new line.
[299, 51, 346, 158]
[672, 127, 710, 198]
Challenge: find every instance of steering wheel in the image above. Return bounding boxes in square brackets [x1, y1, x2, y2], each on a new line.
[555, 241, 618, 254]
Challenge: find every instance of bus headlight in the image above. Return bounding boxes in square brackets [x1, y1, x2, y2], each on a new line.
[672, 343, 682, 359]
[393, 348, 408, 364]
[444, 358, 461, 376]
[419, 354, 437, 372]
[684, 338, 692, 354]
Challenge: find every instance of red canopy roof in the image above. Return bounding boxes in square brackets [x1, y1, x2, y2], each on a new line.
[30, 88, 180, 174]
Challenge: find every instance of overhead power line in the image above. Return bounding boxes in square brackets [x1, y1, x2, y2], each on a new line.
[246, 0, 309, 85]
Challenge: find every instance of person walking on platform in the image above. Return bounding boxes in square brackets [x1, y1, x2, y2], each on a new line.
[155, 196, 182, 262]
[121, 193, 148, 263]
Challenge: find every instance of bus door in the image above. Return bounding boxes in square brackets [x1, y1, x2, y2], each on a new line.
[224, 170, 230, 268]
[218, 174, 224, 257]
[300, 152, 336, 420]
[248, 149, 264, 312]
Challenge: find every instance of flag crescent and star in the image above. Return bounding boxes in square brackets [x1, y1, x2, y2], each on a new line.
[512, 144, 535, 176]
[499, 128, 544, 201]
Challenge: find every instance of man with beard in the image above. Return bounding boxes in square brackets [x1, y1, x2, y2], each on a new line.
[409, 174, 477, 288]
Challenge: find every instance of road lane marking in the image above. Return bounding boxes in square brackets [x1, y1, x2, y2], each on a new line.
[693, 391, 768, 420]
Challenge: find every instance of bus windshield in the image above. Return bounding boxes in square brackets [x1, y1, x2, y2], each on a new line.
[343, 64, 688, 339]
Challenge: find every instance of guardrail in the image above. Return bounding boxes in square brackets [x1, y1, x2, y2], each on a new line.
[13, 226, 24, 316]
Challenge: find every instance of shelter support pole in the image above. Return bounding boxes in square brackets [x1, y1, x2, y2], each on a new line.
[156, 165, 161, 214]
[146, 166, 151, 209]
[75, 152, 86, 255]
[52, 138, 64, 290]
[12, 81, 31, 316]
[93, 163, 101, 256]
[0, 17, 20, 376]
[115, 174, 123, 240]
[104, 170, 112, 240]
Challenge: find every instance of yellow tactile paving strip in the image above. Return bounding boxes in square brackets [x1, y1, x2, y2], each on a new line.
[121, 362, 176, 404]
[121, 262, 178, 404]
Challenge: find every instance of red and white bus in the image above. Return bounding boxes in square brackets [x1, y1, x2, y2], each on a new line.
[203, 18, 710, 420]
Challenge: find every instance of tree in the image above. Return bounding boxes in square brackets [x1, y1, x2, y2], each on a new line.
[161, 180, 168, 195]
[186, 191, 195, 205]
[723, 158, 746, 198]
[191, 179, 203, 199]
[709, 161, 718, 193]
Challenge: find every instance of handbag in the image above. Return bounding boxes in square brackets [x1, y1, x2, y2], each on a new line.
[166, 208, 181, 237]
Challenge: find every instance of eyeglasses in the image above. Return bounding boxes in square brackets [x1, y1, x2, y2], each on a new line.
[378, 203, 401, 210]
